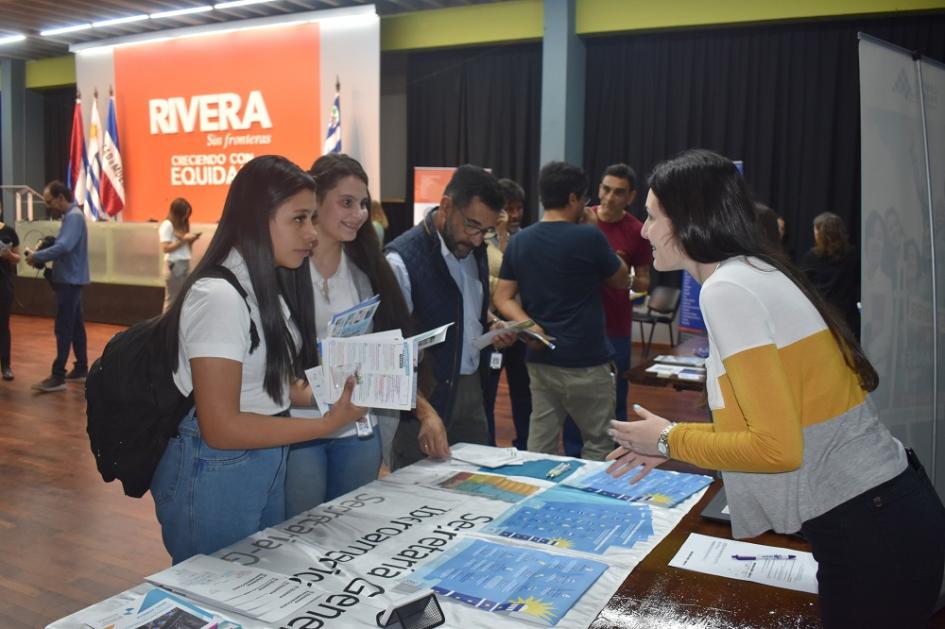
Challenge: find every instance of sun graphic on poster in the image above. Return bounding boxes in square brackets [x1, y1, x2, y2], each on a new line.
[512, 596, 556, 622]
[647, 493, 672, 505]
[549, 537, 573, 549]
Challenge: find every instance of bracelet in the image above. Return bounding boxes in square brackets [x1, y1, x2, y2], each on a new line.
[656, 422, 676, 458]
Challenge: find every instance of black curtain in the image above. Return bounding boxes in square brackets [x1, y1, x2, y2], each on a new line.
[584, 12, 945, 283]
[42, 86, 74, 186]
[403, 42, 542, 240]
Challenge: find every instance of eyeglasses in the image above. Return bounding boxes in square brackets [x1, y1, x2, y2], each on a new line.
[456, 206, 497, 239]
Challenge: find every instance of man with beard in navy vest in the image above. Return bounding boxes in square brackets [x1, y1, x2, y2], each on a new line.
[386, 165, 516, 470]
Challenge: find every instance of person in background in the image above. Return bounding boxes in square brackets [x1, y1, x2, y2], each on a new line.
[484, 178, 531, 449]
[494, 161, 629, 461]
[371, 199, 388, 249]
[800, 212, 859, 335]
[0, 219, 20, 381]
[159, 198, 201, 313]
[386, 165, 516, 470]
[754, 202, 782, 251]
[608, 149, 944, 629]
[285, 154, 449, 516]
[150, 155, 365, 564]
[27, 181, 89, 393]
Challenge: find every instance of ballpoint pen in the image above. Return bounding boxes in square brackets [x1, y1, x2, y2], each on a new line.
[546, 462, 571, 479]
[731, 554, 796, 561]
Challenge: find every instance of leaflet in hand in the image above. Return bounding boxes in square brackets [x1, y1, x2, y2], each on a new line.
[327, 294, 380, 337]
[305, 323, 452, 411]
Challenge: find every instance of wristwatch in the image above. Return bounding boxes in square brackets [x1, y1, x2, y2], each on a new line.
[657, 422, 676, 458]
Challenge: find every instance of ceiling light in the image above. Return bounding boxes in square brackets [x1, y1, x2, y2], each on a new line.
[40, 23, 93, 37]
[214, 0, 279, 10]
[151, 6, 213, 19]
[0, 33, 26, 45]
[93, 14, 150, 28]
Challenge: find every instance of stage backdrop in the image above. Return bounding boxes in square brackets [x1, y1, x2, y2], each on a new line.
[73, 6, 379, 223]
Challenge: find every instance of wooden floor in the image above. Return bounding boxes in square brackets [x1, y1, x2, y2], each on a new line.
[1, 314, 942, 627]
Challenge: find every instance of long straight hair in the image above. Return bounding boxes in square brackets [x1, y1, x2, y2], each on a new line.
[167, 198, 192, 233]
[309, 154, 415, 336]
[163, 155, 318, 405]
[648, 149, 877, 391]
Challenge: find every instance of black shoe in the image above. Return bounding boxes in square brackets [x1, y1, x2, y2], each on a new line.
[1, 367, 12, 381]
[65, 367, 87, 383]
[32, 375, 66, 393]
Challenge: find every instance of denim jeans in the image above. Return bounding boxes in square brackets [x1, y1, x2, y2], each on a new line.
[483, 341, 532, 449]
[151, 409, 288, 565]
[51, 283, 87, 377]
[800, 458, 945, 628]
[284, 431, 382, 518]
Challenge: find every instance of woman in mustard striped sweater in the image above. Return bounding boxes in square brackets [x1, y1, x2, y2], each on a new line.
[608, 149, 945, 628]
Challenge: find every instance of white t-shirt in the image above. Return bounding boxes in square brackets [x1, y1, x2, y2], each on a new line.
[292, 250, 375, 436]
[159, 219, 192, 263]
[172, 248, 300, 415]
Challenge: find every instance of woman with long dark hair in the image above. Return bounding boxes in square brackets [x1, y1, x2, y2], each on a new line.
[608, 149, 945, 628]
[151, 155, 365, 564]
[158, 197, 201, 313]
[285, 153, 448, 517]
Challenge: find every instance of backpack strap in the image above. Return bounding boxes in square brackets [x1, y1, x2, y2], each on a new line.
[203, 265, 260, 353]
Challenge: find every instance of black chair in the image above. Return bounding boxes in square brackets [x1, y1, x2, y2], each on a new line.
[636, 286, 682, 358]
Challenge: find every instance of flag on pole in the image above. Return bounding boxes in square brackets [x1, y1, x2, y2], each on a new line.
[322, 77, 342, 155]
[67, 95, 88, 209]
[84, 93, 104, 221]
[100, 91, 125, 217]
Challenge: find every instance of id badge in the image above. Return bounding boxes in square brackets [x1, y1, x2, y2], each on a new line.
[490, 351, 503, 370]
[355, 415, 374, 438]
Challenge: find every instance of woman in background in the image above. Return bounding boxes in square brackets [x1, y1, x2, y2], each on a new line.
[370, 198, 389, 249]
[0, 220, 20, 380]
[285, 153, 448, 517]
[800, 212, 859, 334]
[609, 149, 945, 629]
[159, 198, 201, 313]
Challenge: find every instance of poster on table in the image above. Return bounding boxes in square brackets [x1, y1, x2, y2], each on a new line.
[73, 7, 380, 223]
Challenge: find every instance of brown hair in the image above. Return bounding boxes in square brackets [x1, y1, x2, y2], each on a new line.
[813, 212, 850, 261]
[371, 199, 388, 229]
[167, 197, 192, 233]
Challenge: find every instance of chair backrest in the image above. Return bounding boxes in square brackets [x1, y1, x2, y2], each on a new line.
[647, 286, 682, 315]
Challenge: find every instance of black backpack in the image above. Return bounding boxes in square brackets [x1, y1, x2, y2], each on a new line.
[86, 266, 259, 498]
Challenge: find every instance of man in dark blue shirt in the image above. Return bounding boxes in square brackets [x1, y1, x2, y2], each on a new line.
[26, 181, 90, 393]
[494, 161, 628, 460]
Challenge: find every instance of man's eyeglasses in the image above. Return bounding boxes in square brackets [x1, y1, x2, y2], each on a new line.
[456, 207, 497, 239]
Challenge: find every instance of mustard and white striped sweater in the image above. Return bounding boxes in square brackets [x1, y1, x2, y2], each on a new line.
[669, 257, 906, 539]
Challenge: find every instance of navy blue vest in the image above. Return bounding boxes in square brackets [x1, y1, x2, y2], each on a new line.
[386, 209, 490, 423]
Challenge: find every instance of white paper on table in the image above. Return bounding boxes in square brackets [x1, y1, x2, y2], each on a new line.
[449, 442, 522, 468]
[668, 532, 818, 594]
[146, 554, 323, 624]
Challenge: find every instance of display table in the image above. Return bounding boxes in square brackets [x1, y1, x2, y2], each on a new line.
[48, 449, 821, 629]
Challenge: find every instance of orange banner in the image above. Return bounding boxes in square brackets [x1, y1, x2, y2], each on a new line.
[114, 23, 321, 222]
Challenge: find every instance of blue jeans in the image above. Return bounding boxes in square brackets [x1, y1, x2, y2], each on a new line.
[51, 283, 87, 377]
[285, 431, 381, 518]
[151, 409, 288, 565]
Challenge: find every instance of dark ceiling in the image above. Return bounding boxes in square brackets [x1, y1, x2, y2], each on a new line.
[0, 0, 499, 61]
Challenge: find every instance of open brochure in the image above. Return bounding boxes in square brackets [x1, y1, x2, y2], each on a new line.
[327, 294, 380, 338]
[305, 323, 453, 412]
[474, 319, 556, 351]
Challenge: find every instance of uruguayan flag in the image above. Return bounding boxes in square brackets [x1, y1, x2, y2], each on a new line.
[323, 84, 342, 155]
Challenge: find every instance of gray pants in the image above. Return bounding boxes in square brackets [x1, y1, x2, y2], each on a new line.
[163, 260, 190, 313]
[391, 373, 490, 470]
[527, 362, 615, 461]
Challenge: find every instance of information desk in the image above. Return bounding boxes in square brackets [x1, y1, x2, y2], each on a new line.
[48, 451, 821, 628]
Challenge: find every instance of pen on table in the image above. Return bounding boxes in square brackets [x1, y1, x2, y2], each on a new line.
[546, 462, 571, 478]
[731, 554, 796, 561]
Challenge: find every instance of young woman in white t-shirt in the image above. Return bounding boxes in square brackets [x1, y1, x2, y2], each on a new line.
[158, 198, 201, 313]
[285, 153, 449, 516]
[150, 155, 366, 564]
